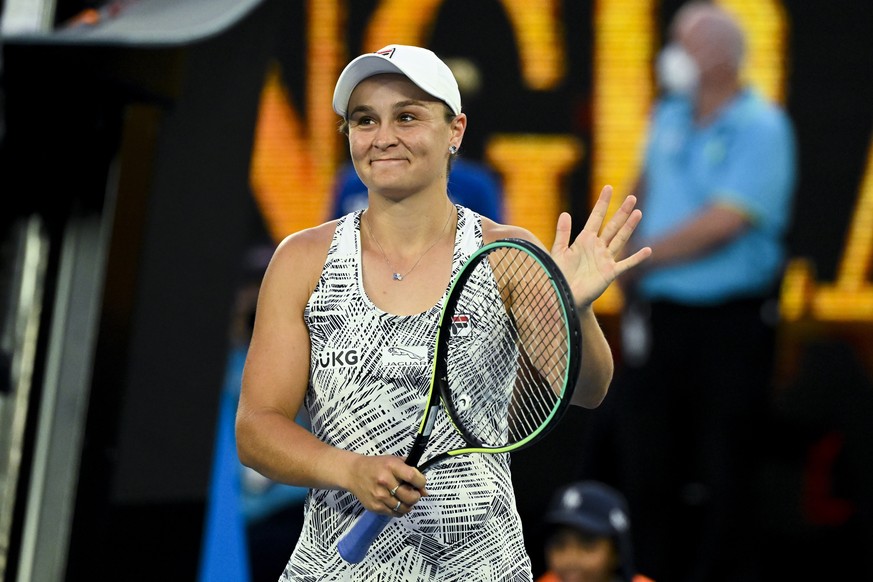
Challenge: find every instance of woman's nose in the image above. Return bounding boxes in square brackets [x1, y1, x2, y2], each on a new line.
[372, 123, 397, 149]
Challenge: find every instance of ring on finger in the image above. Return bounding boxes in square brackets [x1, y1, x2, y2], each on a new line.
[389, 485, 400, 498]
[392, 500, 402, 512]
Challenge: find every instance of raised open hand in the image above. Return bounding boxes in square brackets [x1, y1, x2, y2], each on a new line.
[551, 185, 652, 306]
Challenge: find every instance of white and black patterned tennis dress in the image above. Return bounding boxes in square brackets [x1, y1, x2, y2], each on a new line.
[280, 206, 532, 581]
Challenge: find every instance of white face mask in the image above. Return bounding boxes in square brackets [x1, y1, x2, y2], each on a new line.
[656, 44, 700, 96]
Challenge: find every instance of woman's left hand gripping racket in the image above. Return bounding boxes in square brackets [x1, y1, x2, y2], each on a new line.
[337, 238, 582, 563]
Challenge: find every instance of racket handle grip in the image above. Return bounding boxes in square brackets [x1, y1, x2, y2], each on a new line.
[337, 511, 393, 563]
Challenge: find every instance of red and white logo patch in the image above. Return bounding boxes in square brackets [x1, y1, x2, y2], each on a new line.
[450, 314, 472, 337]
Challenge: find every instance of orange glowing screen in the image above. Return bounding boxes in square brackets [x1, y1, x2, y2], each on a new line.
[249, 0, 873, 321]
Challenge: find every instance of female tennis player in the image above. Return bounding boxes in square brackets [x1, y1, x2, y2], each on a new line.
[236, 44, 651, 581]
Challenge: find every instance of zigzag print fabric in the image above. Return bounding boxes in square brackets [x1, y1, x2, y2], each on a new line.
[282, 207, 532, 581]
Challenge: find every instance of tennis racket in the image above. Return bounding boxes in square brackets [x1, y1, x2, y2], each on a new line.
[337, 237, 582, 563]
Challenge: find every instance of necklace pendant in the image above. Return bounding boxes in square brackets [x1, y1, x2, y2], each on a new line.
[393, 273, 403, 281]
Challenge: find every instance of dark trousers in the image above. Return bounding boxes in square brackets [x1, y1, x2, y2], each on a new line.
[611, 298, 776, 582]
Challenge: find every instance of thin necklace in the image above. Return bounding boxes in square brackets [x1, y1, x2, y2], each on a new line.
[364, 205, 454, 281]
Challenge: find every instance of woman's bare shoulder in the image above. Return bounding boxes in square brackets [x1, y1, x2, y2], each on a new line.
[266, 220, 341, 294]
[480, 216, 545, 248]
[275, 220, 338, 257]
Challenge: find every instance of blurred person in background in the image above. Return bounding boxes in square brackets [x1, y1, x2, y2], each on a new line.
[233, 246, 311, 581]
[609, 2, 797, 581]
[537, 481, 654, 582]
[200, 244, 309, 582]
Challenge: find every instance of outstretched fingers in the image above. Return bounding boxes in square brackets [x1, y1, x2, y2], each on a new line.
[580, 187, 647, 261]
[616, 244, 652, 277]
[599, 194, 640, 249]
[581, 185, 614, 235]
[606, 206, 643, 258]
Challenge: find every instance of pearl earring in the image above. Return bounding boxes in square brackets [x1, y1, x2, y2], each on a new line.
[449, 145, 458, 155]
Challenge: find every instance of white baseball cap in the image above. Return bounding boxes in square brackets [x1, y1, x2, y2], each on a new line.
[332, 44, 462, 118]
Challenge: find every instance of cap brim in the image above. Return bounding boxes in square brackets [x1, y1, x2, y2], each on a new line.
[544, 511, 614, 537]
[332, 54, 408, 117]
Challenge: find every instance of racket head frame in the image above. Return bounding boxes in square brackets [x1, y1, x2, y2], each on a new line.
[422, 238, 582, 470]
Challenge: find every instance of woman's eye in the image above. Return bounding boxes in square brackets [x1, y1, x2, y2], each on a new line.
[398, 113, 415, 122]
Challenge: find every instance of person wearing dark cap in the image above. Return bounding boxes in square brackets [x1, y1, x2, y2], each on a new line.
[538, 481, 654, 582]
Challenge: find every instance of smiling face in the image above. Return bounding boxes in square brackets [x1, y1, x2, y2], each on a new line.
[346, 73, 466, 200]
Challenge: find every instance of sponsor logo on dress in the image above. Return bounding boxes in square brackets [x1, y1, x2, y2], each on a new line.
[383, 345, 427, 366]
[314, 349, 360, 369]
[450, 314, 472, 337]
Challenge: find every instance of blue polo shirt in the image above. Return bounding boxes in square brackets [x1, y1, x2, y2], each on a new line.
[638, 89, 797, 304]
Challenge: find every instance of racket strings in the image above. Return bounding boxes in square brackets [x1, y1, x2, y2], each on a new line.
[504, 251, 570, 388]
[444, 247, 571, 448]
